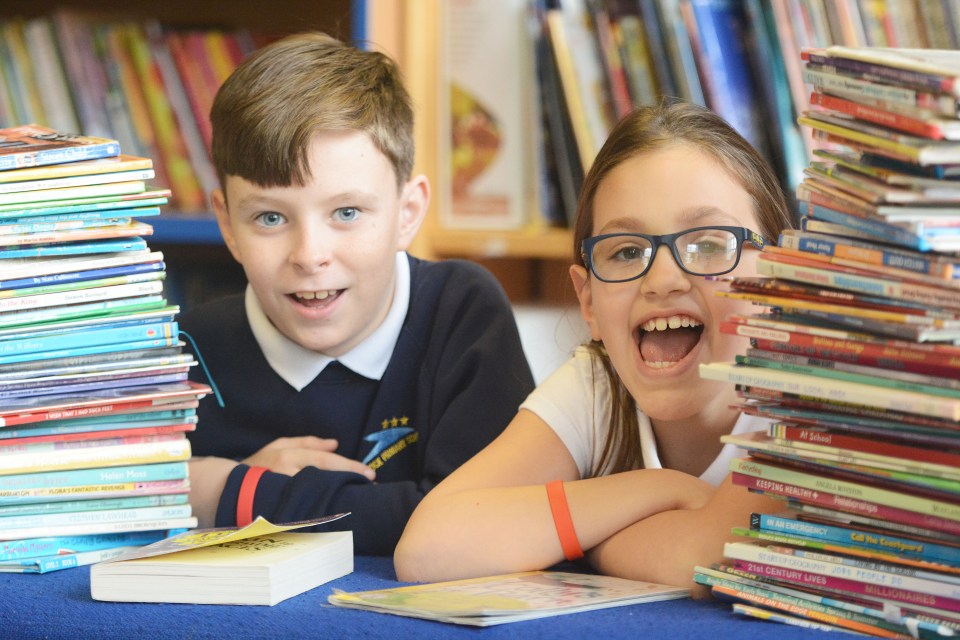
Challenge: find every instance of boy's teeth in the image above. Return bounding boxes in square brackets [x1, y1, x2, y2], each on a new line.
[296, 290, 335, 300]
[641, 315, 702, 332]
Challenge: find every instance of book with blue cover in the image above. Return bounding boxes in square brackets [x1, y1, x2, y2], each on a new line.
[0, 125, 120, 171]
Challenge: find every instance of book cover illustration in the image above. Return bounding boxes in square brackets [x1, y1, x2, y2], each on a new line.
[0, 124, 120, 171]
[328, 570, 688, 626]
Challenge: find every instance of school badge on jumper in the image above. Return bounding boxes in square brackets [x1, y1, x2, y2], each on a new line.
[363, 416, 418, 469]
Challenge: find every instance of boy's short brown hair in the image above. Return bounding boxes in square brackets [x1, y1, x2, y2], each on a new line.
[211, 32, 414, 191]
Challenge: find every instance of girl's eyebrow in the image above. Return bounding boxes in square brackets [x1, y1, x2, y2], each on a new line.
[597, 207, 742, 234]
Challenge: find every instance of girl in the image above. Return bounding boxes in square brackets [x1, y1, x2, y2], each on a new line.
[394, 102, 794, 589]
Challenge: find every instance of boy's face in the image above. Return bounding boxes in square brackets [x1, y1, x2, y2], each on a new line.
[213, 130, 428, 357]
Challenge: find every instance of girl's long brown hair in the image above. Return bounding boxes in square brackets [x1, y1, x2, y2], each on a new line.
[574, 101, 794, 477]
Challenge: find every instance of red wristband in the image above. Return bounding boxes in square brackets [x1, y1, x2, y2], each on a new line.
[546, 479, 584, 561]
[236, 466, 268, 527]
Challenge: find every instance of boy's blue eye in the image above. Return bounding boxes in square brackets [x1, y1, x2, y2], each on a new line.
[334, 207, 359, 222]
[256, 211, 284, 227]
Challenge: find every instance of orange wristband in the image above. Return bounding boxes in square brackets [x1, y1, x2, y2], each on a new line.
[546, 479, 584, 561]
[236, 466, 268, 527]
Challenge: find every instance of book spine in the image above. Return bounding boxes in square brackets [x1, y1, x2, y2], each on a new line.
[731, 559, 960, 613]
[804, 51, 954, 98]
[0, 320, 177, 356]
[802, 66, 955, 115]
[700, 362, 960, 420]
[748, 336, 960, 380]
[0, 461, 188, 490]
[0, 438, 191, 476]
[809, 90, 944, 139]
[0, 280, 163, 313]
[0, 238, 149, 260]
[0, 249, 162, 280]
[707, 583, 909, 638]
[0, 336, 179, 366]
[755, 255, 960, 311]
[0, 516, 198, 542]
[0, 260, 164, 291]
[735, 355, 960, 402]
[0, 169, 155, 195]
[778, 231, 952, 277]
[0, 492, 188, 518]
[728, 458, 960, 523]
[725, 542, 960, 599]
[751, 513, 960, 565]
[799, 201, 929, 251]
[0, 528, 170, 562]
[0, 504, 193, 535]
[0, 140, 121, 171]
[0, 478, 190, 506]
[770, 424, 960, 469]
[22, 545, 139, 573]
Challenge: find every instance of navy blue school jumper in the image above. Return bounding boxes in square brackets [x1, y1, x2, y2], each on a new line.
[178, 255, 536, 554]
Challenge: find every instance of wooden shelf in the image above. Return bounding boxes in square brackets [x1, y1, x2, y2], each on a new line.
[427, 226, 573, 261]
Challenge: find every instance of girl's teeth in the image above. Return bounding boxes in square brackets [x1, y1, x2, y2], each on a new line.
[641, 315, 702, 332]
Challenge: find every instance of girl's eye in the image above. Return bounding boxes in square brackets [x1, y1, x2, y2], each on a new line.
[256, 211, 285, 227]
[334, 207, 359, 222]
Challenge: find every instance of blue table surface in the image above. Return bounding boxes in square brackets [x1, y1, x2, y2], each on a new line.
[0, 555, 839, 639]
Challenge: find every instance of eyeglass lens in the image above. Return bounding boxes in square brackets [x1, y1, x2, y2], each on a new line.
[591, 228, 740, 281]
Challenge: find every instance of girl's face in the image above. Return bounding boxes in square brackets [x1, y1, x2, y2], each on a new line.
[571, 144, 761, 425]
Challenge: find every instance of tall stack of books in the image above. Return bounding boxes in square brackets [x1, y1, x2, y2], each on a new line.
[694, 48, 960, 637]
[0, 124, 210, 574]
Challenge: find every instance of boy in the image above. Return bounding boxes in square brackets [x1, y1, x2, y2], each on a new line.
[180, 32, 535, 555]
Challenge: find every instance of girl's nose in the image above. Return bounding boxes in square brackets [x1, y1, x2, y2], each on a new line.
[639, 245, 691, 296]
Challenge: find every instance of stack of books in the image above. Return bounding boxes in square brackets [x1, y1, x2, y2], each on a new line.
[0, 124, 210, 574]
[694, 48, 960, 637]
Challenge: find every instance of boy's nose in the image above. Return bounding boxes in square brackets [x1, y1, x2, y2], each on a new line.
[289, 232, 332, 272]
[639, 245, 690, 296]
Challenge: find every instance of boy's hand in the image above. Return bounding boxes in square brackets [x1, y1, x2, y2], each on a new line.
[243, 436, 376, 481]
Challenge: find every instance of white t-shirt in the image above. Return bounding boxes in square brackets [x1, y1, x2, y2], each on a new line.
[520, 346, 771, 485]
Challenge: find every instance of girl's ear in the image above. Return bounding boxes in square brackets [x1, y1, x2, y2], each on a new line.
[570, 264, 602, 342]
[396, 175, 430, 250]
[211, 188, 242, 264]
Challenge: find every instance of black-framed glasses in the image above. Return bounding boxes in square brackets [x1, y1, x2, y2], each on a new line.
[581, 226, 766, 283]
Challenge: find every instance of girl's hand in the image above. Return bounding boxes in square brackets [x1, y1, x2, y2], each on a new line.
[243, 436, 376, 480]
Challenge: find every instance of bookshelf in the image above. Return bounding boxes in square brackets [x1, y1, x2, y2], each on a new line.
[2, 1, 955, 305]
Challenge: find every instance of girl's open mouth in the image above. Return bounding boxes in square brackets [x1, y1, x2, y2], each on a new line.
[638, 315, 704, 369]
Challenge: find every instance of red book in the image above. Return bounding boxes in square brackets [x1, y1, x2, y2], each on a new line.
[811, 90, 948, 140]
[770, 424, 960, 469]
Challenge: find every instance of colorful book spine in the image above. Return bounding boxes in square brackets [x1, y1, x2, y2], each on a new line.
[0, 260, 164, 291]
[755, 255, 960, 311]
[0, 528, 171, 562]
[0, 504, 193, 537]
[728, 458, 960, 525]
[0, 516, 198, 543]
[0, 545, 140, 574]
[0, 169, 155, 195]
[777, 229, 955, 278]
[0, 436, 191, 476]
[750, 513, 960, 566]
[0, 492, 188, 518]
[0, 478, 190, 506]
[0, 320, 177, 356]
[0, 461, 188, 490]
[0, 336, 179, 366]
[801, 66, 956, 116]
[0, 238, 149, 260]
[0, 127, 120, 171]
[700, 362, 960, 421]
[809, 90, 950, 140]
[725, 542, 960, 600]
[0, 279, 162, 312]
[768, 424, 960, 469]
